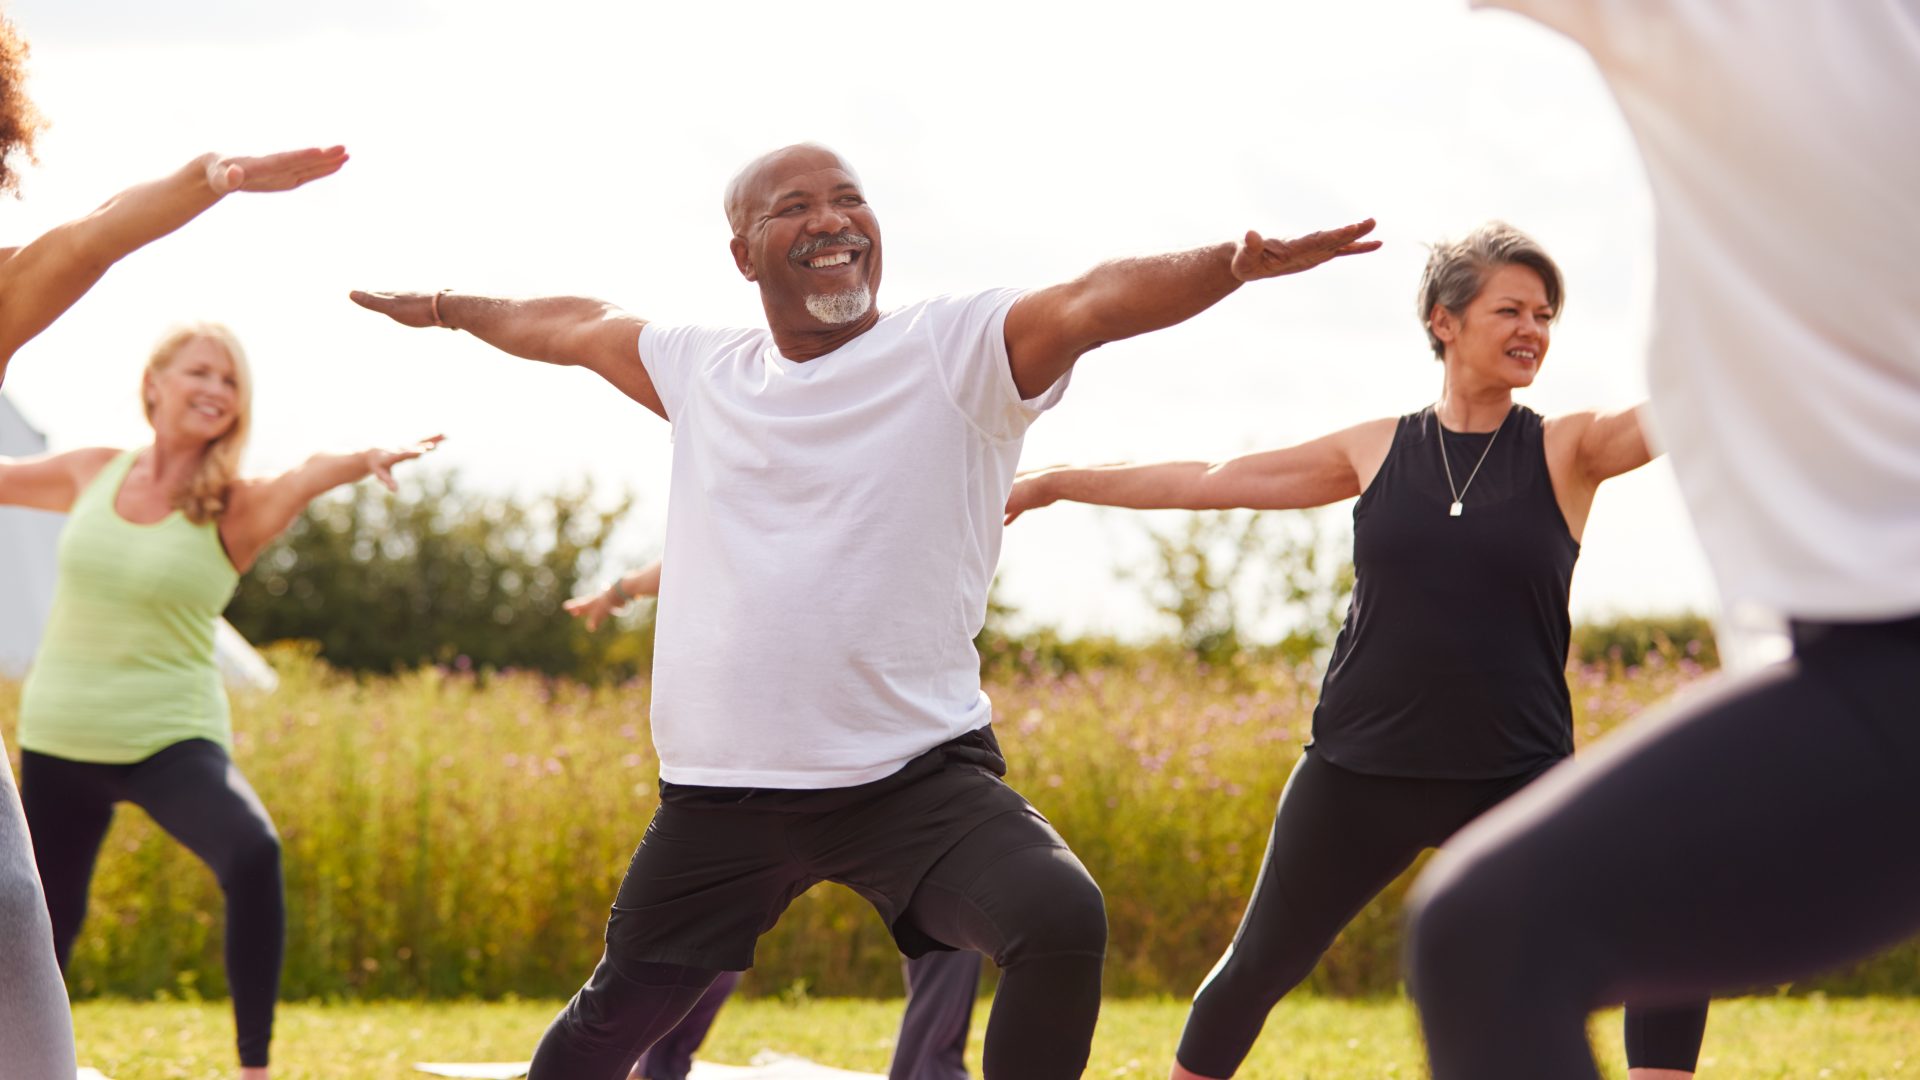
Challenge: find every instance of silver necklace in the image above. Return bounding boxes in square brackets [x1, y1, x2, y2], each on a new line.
[1436, 405, 1511, 517]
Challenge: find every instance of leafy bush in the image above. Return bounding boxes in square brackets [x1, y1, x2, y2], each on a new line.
[225, 474, 652, 682]
[1570, 612, 1718, 669]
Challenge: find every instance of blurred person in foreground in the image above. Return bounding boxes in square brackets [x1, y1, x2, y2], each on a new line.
[1405, 5, 1920, 1078]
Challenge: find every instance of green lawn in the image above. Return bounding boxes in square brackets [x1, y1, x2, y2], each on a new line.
[73, 995, 1919, 1079]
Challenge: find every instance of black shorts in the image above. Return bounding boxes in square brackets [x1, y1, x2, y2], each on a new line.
[607, 725, 1042, 971]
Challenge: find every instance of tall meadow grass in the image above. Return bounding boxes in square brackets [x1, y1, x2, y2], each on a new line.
[6, 645, 1913, 1002]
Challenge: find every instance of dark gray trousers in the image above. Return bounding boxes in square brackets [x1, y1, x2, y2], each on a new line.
[630, 951, 981, 1080]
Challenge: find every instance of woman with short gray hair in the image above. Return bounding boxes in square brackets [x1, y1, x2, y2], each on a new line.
[1006, 221, 1708, 1080]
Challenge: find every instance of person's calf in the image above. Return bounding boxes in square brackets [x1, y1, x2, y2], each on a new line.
[529, 956, 722, 1080]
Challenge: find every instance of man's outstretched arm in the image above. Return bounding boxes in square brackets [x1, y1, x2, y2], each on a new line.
[349, 290, 665, 419]
[1001, 220, 1379, 398]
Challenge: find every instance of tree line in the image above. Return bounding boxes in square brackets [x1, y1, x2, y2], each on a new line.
[226, 475, 1716, 682]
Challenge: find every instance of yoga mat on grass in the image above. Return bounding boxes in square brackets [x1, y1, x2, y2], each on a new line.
[416, 1053, 885, 1079]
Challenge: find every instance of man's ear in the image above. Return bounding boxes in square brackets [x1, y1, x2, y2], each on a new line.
[730, 236, 757, 282]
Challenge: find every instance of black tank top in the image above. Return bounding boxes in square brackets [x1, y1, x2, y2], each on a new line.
[1310, 404, 1580, 778]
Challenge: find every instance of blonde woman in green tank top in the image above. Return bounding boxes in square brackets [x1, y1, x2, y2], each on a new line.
[0, 324, 437, 1079]
[0, 17, 345, 1075]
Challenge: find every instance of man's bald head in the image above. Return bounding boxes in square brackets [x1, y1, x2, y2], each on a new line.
[724, 143, 861, 235]
[722, 141, 883, 353]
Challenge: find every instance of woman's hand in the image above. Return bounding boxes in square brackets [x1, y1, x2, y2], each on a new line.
[1004, 470, 1061, 525]
[222, 435, 442, 574]
[564, 590, 622, 632]
[363, 435, 445, 491]
[206, 146, 349, 195]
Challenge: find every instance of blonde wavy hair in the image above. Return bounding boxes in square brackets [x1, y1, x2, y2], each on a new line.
[141, 323, 252, 523]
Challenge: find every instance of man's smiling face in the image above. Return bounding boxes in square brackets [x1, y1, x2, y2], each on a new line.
[727, 144, 883, 336]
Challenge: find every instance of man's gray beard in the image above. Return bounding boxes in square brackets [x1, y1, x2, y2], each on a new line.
[804, 285, 873, 325]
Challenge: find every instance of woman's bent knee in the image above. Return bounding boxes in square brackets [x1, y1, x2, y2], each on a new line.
[216, 830, 282, 892]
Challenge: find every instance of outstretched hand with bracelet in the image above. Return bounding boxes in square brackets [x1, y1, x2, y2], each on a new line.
[565, 559, 662, 632]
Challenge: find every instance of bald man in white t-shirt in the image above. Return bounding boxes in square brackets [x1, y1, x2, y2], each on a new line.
[354, 143, 1377, 1080]
[1405, 5, 1920, 1078]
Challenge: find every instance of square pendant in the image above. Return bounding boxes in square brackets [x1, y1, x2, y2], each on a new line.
[1449, 501, 1463, 517]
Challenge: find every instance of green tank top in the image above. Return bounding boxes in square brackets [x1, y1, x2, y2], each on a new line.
[18, 449, 241, 763]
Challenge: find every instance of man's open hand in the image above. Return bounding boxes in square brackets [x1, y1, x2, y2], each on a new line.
[349, 290, 441, 329]
[1230, 219, 1380, 282]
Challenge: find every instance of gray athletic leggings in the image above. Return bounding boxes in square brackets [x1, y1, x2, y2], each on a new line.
[1409, 615, 1920, 1079]
[0, 749, 78, 1079]
[631, 951, 979, 1080]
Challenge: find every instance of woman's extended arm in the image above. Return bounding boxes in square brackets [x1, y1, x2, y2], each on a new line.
[0, 447, 119, 513]
[565, 558, 662, 632]
[1005, 418, 1394, 524]
[0, 146, 347, 382]
[218, 435, 440, 572]
[1575, 404, 1655, 483]
[1542, 404, 1660, 542]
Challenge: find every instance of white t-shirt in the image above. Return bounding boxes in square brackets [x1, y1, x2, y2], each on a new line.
[638, 289, 1066, 787]
[1475, 0, 1920, 621]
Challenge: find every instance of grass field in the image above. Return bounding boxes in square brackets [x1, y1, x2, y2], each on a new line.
[73, 995, 1920, 1079]
[29, 650, 1846, 1004]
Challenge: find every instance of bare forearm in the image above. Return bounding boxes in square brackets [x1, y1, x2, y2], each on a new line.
[0, 157, 225, 366]
[353, 287, 658, 414]
[78, 154, 226, 262]
[287, 449, 379, 504]
[1005, 243, 1244, 398]
[1066, 243, 1242, 347]
[1006, 220, 1376, 396]
[615, 560, 663, 601]
[435, 293, 626, 370]
[1040, 461, 1229, 511]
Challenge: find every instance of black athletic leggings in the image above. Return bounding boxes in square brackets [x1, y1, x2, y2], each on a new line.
[20, 739, 284, 1069]
[1177, 749, 1708, 1078]
[528, 807, 1106, 1080]
[1408, 616, 1920, 1080]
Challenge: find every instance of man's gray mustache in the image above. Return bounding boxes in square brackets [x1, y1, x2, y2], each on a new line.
[789, 232, 872, 261]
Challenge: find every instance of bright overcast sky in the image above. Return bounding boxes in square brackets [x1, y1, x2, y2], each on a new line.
[0, 0, 1717, 638]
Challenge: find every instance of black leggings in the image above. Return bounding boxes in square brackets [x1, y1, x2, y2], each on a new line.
[20, 739, 284, 1069]
[1177, 749, 1707, 1077]
[1408, 616, 1920, 1079]
[529, 807, 1106, 1080]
